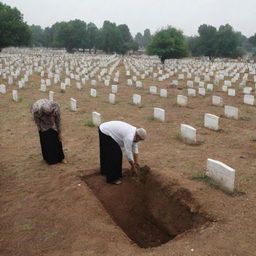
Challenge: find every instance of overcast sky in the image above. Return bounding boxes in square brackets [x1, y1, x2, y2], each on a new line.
[2, 0, 256, 37]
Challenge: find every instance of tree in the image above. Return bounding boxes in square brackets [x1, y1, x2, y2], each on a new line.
[30, 25, 45, 47]
[197, 24, 218, 59]
[248, 33, 256, 47]
[86, 22, 98, 53]
[142, 29, 152, 48]
[147, 26, 188, 64]
[134, 32, 143, 48]
[0, 2, 31, 51]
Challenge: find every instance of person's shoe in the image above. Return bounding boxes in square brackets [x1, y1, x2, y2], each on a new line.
[110, 180, 122, 185]
[61, 159, 68, 164]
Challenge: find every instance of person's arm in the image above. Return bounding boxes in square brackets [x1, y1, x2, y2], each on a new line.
[124, 138, 138, 174]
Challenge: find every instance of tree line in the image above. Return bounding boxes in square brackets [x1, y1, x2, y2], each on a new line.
[1, 1, 256, 62]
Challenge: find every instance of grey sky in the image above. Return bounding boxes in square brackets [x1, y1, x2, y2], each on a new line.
[2, 0, 256, 37]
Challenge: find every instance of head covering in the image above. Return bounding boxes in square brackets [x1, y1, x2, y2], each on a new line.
[136, 128, 147, 140]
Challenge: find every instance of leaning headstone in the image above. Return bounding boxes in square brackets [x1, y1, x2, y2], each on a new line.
[109, 93, 115, 104]
[177, 95, 188, 106]
[204, 113, 219, 131]
[92, 111, 101, 126]
[224, 105, 238, 120]
[70, 98, 77, 111]
[228, 89, 236, 96]
[133, 94, 141, 105]
[160, 89, 168, 98]
[12, 90, 18, 102]
[49, 91, 54, 101]
[207, 158, 235, 192]
[180, 124, 196, 143]
[212, 96, 223, 106]
[0, 84, 6, 94]
[244, 95, 254, 105]
[154, 107, 165, 122]
[90, 88, 97, 97]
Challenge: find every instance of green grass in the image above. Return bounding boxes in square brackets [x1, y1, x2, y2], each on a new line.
[60, 89, 65, 93]
[84, 119, 95, 127]
[147, 116, 156, 121]
[42, 231, 58, 241]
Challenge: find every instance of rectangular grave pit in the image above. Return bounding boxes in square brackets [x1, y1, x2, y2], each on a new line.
[81, 169, 210, 248]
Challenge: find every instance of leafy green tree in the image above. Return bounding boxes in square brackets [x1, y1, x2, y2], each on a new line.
[147, 26, 188, 63]
[186, 36, 201, 57]
[198, 24, 218, 59]
[86, 22, 98, 53]
[0, 2, 31, 51]
[142, 29, 152, 48]
[134, 32, 143, 48]
[30, 25, 45, 46]
[216, 24, 242, 58]
[248, 33, 256, 47]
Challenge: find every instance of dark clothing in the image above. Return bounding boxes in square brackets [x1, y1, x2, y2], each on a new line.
[99, 128, 123, 183]
[39, 128, 65, 164]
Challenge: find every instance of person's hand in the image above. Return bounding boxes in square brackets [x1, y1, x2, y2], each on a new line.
[134, 162, 140, 169]
[130, 165, 137, 175]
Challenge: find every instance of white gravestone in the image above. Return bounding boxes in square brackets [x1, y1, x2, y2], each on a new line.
[207, 84, 213, 91]
[187, 81, 193, 87]
[160, 89, 168, 98]
[224, 105, 238, 120]
[70, 98, 77, 111]
[212, 96, 223, 106]
[91, 80, 97, 87]
[49, 91, 54, 101]
[40, 84, 46, 92]
[199, 81, 205, 88]
[222, 85, 228, 92]
[12, 90, 18, 102]
[111, 85, 118, 94]
[224, 80, 232, 87]
[207, 158, 235, 192]
[0, 84, 6, 94]
[76, 82, 81, 90]
[244, 95, 254, 105]
[104, 80, 110, 86]
[127, 79, 133, 86]
[149, 86, 157, 95]
[109, 93, 115, 104]
[243, 87, 252, 94]
[154, 107, 165, 122]
[228, 89, 236, 96]
[46, 79, 51, 86]
[90, 88, 97, 97]
[177, 95, 188, 106]
[136, 81, 142, 88]
[92, 112, 101, 126]
[60, 83, 66, 91]
[188, 89, 196, 96]
[199, 88, 206, 96]
[65, 78, 71, 86]
[204, 113, 219, 131]
[133, 94, 141, 105]
[181, 124, 196, 143]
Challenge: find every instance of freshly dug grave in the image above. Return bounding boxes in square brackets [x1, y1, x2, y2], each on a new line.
[81, 167, 211, 248]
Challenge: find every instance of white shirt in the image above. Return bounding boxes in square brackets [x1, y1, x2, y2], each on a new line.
[99, 121, 139, 162]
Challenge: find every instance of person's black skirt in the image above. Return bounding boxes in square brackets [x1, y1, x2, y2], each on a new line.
[99, 128, 123, 183]
[39, 128, 65, 165]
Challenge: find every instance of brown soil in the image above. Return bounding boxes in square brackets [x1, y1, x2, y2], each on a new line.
[0, 56, 256, 256]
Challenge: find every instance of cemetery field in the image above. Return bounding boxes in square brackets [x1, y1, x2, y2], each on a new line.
[1, 53, 256, 255]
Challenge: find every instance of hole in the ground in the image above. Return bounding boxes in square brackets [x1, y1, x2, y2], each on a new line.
[81, 167, 211, 248]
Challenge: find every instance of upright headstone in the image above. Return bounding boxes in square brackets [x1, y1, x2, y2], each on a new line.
[180, 124, 196, 143]
[70, 98, 77, 111]
[154, 107, 165, 122]
[212, 96, 223, 106]
[244, 95, 254, 105]
[207, 158, 235, 192]
[188, 89, 196, 96]
[90, 88, 97, 97]
[0, 84, 6, 94]
[49, 91, 54, 101]
[109, 93, 115, 104]
[12, 90, 18, 102]
[177, 95, 188, 106]
[199, 88, 206, 96]
[228, 89, 236, 96]
[160, 89, 168, 98]
[224, 105, 238, 120]
[40, 84, 46, 92]
[111, 85, 118, 94]
[149, 86, 157, 95]
[133, 94, 141, 105]
[92, 111, 101, 126]
[76, 82, 81, 90]
[136, 81, 142, 88]
[204, 113, 219, 131]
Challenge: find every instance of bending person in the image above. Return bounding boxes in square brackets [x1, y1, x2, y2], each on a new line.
[99, 121, 146, 185]
[31, 98, 67, 165]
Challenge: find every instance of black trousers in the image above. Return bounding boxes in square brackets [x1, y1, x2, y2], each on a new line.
[99, 128, 123, 183]
[39, 128, 65, 165]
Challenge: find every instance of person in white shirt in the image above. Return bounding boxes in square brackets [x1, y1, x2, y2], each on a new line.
[99, 121, 147, 185]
